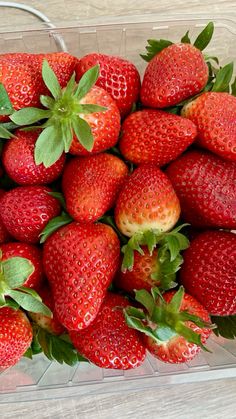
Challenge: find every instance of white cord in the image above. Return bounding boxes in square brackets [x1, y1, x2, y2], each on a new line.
[0, 1, 67, 51]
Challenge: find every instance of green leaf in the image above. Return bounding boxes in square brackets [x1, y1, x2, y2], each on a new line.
[23, 347, 33, 359]
[79, 104, 107, 114]
[0, 83, 13, 115]
[212, 62, 234, 92]
[4, 298, 19, 310]
[125, 306, 146, 320]
[124, 311, 156, 340]
[42, 60, 61, 100]
[168, 286, 184, 312]
[121, 244, 135, 272]
[2, 257, 34, 288]
[37, 327, 53, 360]
[7, 289, 52, 316]
[231, 76, 236, 96]
[165, 235, 181, 262]
[181, 30, 191, 44]
[75, 64, 100, 100]
[40, 212, 72, 243]
[0, 125, 13, 139]
[72, 117, 94, 152]
[193, 21, 214, 51]
[10, 107, 51, 126]
[34, 126, 64, 168]
[40, 95, 55, 109]
[18, 286, 42, 301]
[143, 230, 157, 255]
[61, 120, 73, 153]
[153, 323, 177, 341]
[63, 73, 76, 98]
[211, 315, 236, 339]
[140, 39, 173, 62]
[48, 192, 66, 210]
[134, 289, 155, 316]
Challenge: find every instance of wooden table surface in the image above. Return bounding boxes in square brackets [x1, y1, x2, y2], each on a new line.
[1, 1, 236, 418]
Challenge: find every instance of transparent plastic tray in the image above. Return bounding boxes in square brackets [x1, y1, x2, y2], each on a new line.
[0, 14, 236, 402]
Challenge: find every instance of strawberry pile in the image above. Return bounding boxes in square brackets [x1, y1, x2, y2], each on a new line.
[0, 22, 236, 372]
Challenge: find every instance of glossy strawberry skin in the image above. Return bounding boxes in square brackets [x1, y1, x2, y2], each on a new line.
[0, 60, 43, 121]
[62, 153, 128, 223]
[115, 246, 159, 293]
[119, 109, 197, 166]
[70, 292, 146, 369]
[182, 92, 236, 162]
[180, 231, 236, 316]
[141, 43, 208, 108]
[69, 86, 121, 155]
[0, 190, 11, 244]
[0, 242, 44, 290]
[144, 292, 211, 364]
[2, 130, 66, 186]
[0, 307, 33, 371]
[43, 222, 120, 331]
[166, 150, 236, 229]
[115, 164, 180, 237]
[76, 53, 141, 117]
[29, 283, 64, 335]
[0, 186, 61, 243]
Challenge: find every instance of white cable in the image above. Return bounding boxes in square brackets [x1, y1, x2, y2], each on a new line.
[0, 2, 67, 51]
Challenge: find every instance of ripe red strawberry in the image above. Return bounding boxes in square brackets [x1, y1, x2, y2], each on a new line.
[29, 283, 64, 335]
[0, 242, 44, 290]
[76, 53, 141, 117]
[125, 287, 211, 364]
[0, 307, 33, 371]
[182, 92, 236, 162]
[115, 164, 180, 237]
[70, 292, 146, 369]
[119, 109, 197, 165]
[2, 129, 66, 185]
[115, 246, 159, 293]
[69, 86, 121, 156]
[0, 190, 11, 244]
[180, 231, 236, 316]
[0, 186, 61, 243]
[166, 150, 236, 229]
[0, 59, 43, 120]
[141, 43, 208, 108]
[62, 153, 128, 223]
[43, 222, 120, 331]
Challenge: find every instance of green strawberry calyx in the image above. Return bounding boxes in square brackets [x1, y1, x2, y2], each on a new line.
[121, 224, 190, 291]
[124, 286, 214, 351]
[0, 251, 52, 317]
[10, 61, 107, 168]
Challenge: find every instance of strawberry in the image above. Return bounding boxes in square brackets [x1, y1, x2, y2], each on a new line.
[43, 222, 120, 331]
[62, 153, 128, 223]
[0, 190, 11, 244]
[180, 231, 236, 316]
[115, 246, 160, 293]
[69, 86, 120, 156]
[2, 129, 66, 185]
[0, 59, 43, 120]
[29, 283, 64, 335]
[166, 150, 236, 229]
[0, 186, 61, 243]
[76, 53, 141, 117]
[119, 109, 197, 166]
[124, 287, 212, 364]
[70, 292, 146, 369]
[140, 43, 208, 108]
[0, 242, 43, 290]
[0, 307, 33, 371]
[11, 64, 121, 167]
[115, 164, 180, 237]
[182, 92, 236, 162]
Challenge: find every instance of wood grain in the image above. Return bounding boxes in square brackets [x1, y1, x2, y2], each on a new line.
[0, 1, 236, 418]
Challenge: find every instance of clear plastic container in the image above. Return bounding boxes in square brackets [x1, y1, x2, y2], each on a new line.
[0, 14, 236, 403]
